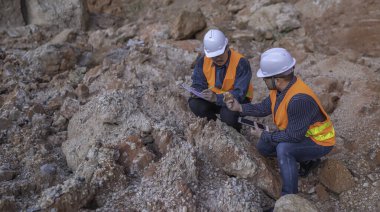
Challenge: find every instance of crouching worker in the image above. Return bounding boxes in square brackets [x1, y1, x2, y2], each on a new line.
[188, 29, 253, 132]
[225, 47, 335, 196]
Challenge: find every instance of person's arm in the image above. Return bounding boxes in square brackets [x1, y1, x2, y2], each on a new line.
[263, 94, 323, 143]
[215, 58, 252, 106]
[191, 57, 208, 92]
[241, 96, 272, 117]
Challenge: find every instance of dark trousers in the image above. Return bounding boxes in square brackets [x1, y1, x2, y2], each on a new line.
[256, 138, 333, 196]
[188, 97, 242, 131]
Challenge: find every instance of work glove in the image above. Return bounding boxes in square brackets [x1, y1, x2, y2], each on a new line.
[224, 93, 242, 112]
[201, 89, 216, 103]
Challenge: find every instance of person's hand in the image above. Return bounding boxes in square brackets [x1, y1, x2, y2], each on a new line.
[250, 122, 264, 138]
[201, 89, 216, 102]
[224, 93, 242, 112]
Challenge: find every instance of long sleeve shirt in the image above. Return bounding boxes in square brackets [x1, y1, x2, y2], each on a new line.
[241, 77, 326, 144]
[191, 50, 252, 106]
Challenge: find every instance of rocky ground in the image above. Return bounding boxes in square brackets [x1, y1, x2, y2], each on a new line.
[0, 0, 379, 211]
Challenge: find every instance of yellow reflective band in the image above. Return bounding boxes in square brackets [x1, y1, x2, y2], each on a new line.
[306, 121, 332, 137]
[310, 128, 335, 142]
[246, 90, 252, 98]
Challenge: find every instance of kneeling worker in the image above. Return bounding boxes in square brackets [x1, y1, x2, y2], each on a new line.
[225, 47, 335, 196]
[188, 29, 253, 131]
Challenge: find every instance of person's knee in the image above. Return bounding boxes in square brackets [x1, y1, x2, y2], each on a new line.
[220, 107, 239, 125]
[256, 142, 268, 156]
[256, 141, 274, 157]
[188, 98, 206, 115]
[276, 143, 291, 158]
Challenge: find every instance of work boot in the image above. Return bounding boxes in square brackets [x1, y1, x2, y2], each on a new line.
[299, 159, 321, 178]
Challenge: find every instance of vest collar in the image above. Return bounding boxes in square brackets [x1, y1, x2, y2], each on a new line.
[212, 49, 231, 68]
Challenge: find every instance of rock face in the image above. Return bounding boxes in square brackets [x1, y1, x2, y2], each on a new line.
[1, 0, 380, 211]
[25, 0, 88, 29]
[0, 0, 25, 28]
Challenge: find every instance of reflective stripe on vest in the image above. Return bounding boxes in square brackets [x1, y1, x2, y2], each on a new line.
[203, 49, 254, 100]
[269, 77, 335, 146]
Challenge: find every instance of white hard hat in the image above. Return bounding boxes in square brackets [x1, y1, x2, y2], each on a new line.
[257, 48, 296, 78]
[203, 29, 228, 58]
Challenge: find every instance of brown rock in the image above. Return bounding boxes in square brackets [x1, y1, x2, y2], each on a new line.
[375, 151, 380, 166]
[0, 118, 12, 130]
[83, 65, 103, 85]
[171, 9, 206, 40]
[152, 130, 172, 155]
[319, 159, 355, 194]
[75, 84, 89, 99]
[117, 135, 155, 176]
[312, 76, 343, 113]
[47, 96, 64, 111]
[0, 169, 16, 182]
[60, 98, 80, 119]
[27, 103, 46, 119]
[318, 93, 340, 114]
[315, 184, 329, 201]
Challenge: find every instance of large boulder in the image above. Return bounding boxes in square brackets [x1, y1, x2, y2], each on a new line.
[62, 91, 139, 171]
[25, 0, 88, 29]
[171, 8, 206, 40]
[319, 159, 355, 194]
[0, 0, 25, 28]
[192, 119, 281, 198]
[22, 44, 78, 78]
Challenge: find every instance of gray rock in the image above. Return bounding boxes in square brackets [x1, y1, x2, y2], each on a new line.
[274, 194, 318, 212]
[40, 163, 57, 176]
[0, 169, 16, 182]
[25, 0, 88, 29]
[0, 118, 12, 130]
[0, 0, 25, 28]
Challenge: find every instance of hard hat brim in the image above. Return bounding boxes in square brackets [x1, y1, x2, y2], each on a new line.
[257, 58, 296, 78]
[204, 48, 225, 58]
[204, 38, 228, 58]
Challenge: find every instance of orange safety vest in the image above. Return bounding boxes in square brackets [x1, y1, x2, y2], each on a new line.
[269, 77, 335, 146]
[203, 49, 254, 100]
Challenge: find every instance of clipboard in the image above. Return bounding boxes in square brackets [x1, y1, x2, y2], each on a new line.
[180, 83, 206, 100]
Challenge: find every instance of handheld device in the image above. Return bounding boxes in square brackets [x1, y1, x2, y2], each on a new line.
[238, 117, 268, 131]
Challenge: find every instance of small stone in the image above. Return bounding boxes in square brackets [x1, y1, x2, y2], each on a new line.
[40, 164, 57, 176]
[75, 84, 89, 99]
[0, 169, 16, 182]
